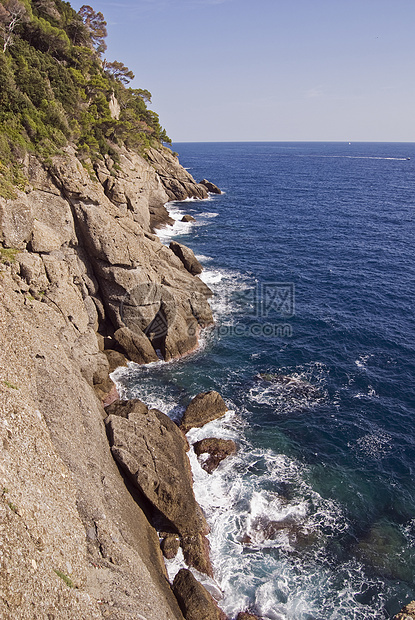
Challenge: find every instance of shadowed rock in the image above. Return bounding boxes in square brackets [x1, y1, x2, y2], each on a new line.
[172, 569, 227, 620]
[170, 241, 203, 276]
[160, 533, 181, 560]
[193, 438, 237, 473]
[237, 613, 262, 620]
[181, 391, 228, 434]
[114, 326, 159, 364]
[106, 400, 213, 575]
[182, 214, 196, 222]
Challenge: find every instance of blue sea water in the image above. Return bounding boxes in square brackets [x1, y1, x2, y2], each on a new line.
[113, 142, 415, 619]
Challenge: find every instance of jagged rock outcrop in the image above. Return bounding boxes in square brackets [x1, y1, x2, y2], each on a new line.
[147, 146, 210, 202]
[193, 438, 237, 473]
[172, 569, 228, 620]
[170, 240, 203, 275]
[106, 399, 213, 575]
[181, 391, 228, 433]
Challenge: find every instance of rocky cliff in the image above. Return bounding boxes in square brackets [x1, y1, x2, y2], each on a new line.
[0, 144, 222, 619]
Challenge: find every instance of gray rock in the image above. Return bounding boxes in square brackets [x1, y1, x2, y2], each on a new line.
[199, 179, 222, 194]
[114, 326, 159, 364]
[181, 391, 228, 434]
[170, 240, 203, 275]
[172, 569, 228, 620]
[106, 400, 213, 575]
[193, 438, 237, 473]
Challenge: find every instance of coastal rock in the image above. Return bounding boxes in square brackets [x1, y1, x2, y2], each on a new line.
[170, 240, 203, 275]
[182, 214, 196, 222]
[172, 569, 227, 620]
[394, 601, 415, 619]
[199, 179, 222, 194]
[146, 146, 209, 201]
[114, 326, 159, 364]
[104, 348, 128, 372]
[0, 272, 185, 620]
[181, 391, 228, 434]
[160, 533, 181, 560]
[106, 400, 213, 575]
[237, 613, 262, 620]
[193, 438, 237, 473]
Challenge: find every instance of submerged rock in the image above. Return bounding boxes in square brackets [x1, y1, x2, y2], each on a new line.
[258, 373, 322, 400]
[180, 391, 228, 434]
[172, 569, 227, 620]
[106, 399, 212, 575]
[193, 438, 237, 473]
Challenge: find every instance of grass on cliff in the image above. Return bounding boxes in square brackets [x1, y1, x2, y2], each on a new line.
[0, 0, 171, 197]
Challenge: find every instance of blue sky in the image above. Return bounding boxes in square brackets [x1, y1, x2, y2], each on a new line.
[71, 0, 415, 142]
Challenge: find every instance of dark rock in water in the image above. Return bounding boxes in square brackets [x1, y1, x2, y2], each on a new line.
[193, 438, 237, 473]
[172, 569, 227, 620]
[170, 240, 203, 276]
[160, 533, 180, 560]
[258, 373, 322, 400]
[199, 179, 222, 195]
[182, 214, 196, 222]
[353, 520, 414, 582]
[247, 515, 317, 550]
[114, 326, 159, 365]
[394, 601, 415, 619]
[237, 613, 262, 620]
[106, 400, 213, 575]
[180, 391, 228, 434]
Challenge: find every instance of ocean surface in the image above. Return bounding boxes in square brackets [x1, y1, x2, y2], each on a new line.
[113, 142, 415, 619]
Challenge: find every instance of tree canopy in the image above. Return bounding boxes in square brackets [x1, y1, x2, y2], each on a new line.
[0, 0, 171, 197]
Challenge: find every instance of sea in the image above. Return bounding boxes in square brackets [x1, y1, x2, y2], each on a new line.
[112, 142, 415, 619]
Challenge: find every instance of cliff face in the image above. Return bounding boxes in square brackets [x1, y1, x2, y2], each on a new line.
[0, 145, 215, 619]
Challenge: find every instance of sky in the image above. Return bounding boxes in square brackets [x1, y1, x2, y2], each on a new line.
[71, 0, 415, 142]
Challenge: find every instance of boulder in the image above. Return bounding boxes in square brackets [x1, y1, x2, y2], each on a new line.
[180, 391, 228, 434]
[172, 569, 227, 620]
[199, 179, 221, 195]
[193, 438, 237, 473]
[182, 214, 196, 222]
[170, 240, 203, 276]
[114, 326, 159, 365]
[237, 614, 261, 620]
[106, 400, 212, 575]
[160, 533, 181, 559]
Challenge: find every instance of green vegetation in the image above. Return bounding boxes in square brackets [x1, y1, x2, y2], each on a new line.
[3, 379, 19, 389]
[0, 246, 19, 263]
[53, 568, 74, 588]
[0, 0, 171, 196]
